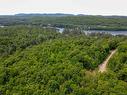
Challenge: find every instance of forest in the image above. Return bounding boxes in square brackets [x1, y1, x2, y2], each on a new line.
[1, 14, 127, 30]
[0, 16, 127, 95]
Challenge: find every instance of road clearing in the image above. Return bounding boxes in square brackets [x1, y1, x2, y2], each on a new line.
[99, 49, 117, 73]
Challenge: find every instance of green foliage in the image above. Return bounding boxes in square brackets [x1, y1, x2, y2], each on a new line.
[1, 15, 127, 30]
[0, 25, 60, 56]
[0, 25, 127, 94]
[109, 40, 127, 84]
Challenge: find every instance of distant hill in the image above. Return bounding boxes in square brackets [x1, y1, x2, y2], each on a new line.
[14, 13, 127, 19]
[15, 13, 74, 17]
[1, 13, 127, 31]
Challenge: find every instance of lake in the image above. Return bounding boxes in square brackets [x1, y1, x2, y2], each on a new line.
[57, 28, 127, 36]
[85, 30, 127, 36]
[1, 25, 126, 36]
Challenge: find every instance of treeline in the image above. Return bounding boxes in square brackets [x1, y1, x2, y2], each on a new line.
[1, 15, 127, 30]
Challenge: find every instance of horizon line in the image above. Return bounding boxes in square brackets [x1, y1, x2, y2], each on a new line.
[0, 13, 127, 17]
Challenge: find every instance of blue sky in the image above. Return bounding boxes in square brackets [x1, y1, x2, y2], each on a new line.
[0, 0, 127, 15]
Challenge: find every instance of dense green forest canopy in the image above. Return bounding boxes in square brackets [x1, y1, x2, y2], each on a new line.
[1, 14, 127, 30]
[0, 25, 127, 94]
[0, 25, 60, 56]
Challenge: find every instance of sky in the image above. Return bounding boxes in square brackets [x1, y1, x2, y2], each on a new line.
[0, 0, 127, 16]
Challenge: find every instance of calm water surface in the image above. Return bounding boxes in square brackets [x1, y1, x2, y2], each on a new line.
[85, 30, 127, 36]
[57, 28, 127, 36]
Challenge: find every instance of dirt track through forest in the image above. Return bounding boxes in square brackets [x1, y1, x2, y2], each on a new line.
[99, 49, 117, 73]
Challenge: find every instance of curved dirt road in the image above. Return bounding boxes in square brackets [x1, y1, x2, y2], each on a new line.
[99, 49, 117, 73]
